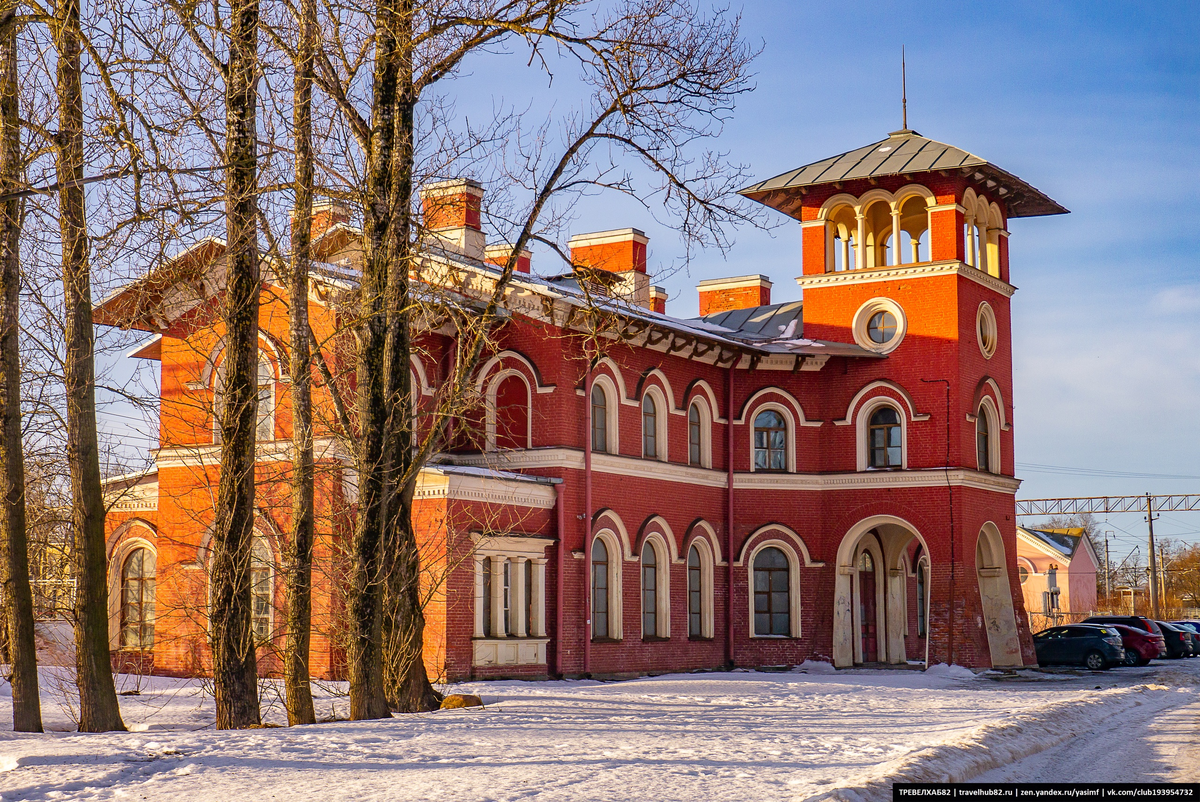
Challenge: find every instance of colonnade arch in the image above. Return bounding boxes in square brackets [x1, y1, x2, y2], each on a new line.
[833, 515, 930, 668]
[976, 522, 1023, 667]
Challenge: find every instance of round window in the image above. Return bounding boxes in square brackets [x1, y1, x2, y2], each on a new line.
[977, 302, 998, 359]
[1018, 565, 1029, 585]
[852, 299, 906, 354]
[867, 311, 897, 344]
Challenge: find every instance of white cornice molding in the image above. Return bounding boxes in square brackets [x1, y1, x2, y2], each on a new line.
[416, 470, 558, 509]
[448, 451, 1020, 494]
[794, 260, 1016, 298]
[733, 468, 1021, 494]
[154, 437, 351, 469]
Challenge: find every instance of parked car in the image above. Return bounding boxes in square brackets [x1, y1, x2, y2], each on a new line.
[1033, 625, 1124, 670]
[1156, 621, 1195, 658]
[1110, 624, 1166, 666]
[1170, 621, 1200, 655]
[1082, 615, 1165, 639]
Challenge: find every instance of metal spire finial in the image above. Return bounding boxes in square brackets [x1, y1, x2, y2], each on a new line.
[902, 46, 908, 131]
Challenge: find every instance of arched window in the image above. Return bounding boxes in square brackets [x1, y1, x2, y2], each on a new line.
[590, 385, 608, 454]
[868, 406, 902, 468]
[250, 537, 273, 642]
[214, 351, 275, 444]
[641, 542, 658, 637]
[119, 548, 155, 649]
[858, 551, 874, 571]
[493, 373, 530, 450]
[916, 560, 927, 637]
[591, 537, 610, 640]
[753, 547, 790, 636]
[976, 410, 991, 472]
[753, 409, 787, 471]
[642, 394, 658, 459]
[688, 403, 703, 466]
[688, 545, 703, 637]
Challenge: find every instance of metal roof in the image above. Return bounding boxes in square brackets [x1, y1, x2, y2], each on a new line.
[699, 300, 803, 340]
[1018, 526, 1082, 559]
[739, 129, 1068, 219]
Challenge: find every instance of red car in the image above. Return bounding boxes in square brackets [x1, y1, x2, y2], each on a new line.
[1110, 623, 1167, 666]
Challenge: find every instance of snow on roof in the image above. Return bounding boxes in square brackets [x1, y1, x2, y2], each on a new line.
[1018, 526, 1083, 559]
[425, 462, 563, 485]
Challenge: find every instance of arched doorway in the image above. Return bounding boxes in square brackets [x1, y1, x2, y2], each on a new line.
[858, 549, 878, 662]
[976, 523, 1023, 667]
[834, 515, 929, 668]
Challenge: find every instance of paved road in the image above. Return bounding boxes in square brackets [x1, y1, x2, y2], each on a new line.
[974, 660, 1200, 782]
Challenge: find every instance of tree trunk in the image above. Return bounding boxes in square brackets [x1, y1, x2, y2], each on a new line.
[54, 0, 124, 734]
[380, 0, 439, 712]
[283, 0, 317, 728]
[0, 0, 41, 733]
[346, 0, 404, 722]
[210, 0, 261, 730]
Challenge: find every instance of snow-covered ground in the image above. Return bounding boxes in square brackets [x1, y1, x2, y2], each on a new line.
[1, 659, 1197, 801]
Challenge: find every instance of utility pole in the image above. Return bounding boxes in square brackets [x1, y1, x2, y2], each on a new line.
[1159, 543, 1169, 613]
[1104, 531, 1112, 601]
[1146, 493, 1160, 619]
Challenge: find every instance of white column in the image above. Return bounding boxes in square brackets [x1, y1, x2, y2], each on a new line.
[964, 214, 976, 266]
[890, 210, 902, 266]
[910, 234, 921, 263]
[512, 557, 528, 637]
[855, 213, 866, 271]
[474, 556, 486, 637]
[490, 556, 506, 637]
[840, 237, 850, 273]
[532, 559, 547, 637]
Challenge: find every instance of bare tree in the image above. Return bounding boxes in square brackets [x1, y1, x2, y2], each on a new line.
[0, 0, 42, 734]
[52, 0, 125, 733]
[209, 0, 264, 729]
[283, 0, 318, 726]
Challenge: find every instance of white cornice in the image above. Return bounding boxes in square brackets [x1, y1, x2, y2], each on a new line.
[794, 260, 1016, 298]
[416, 470, 557, 509]
[447, 450, 1020, 494]
[154, 437, 351, 469]
[734, 468, 1021, 494]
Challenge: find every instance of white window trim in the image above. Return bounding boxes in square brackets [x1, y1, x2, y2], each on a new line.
[641, 386, 669, 462]
[687, 398, 713, 469]
[748, 402, 796, 473]
[686, 538, 716, 639]
[249, 535, 276, 643]
[213, 349, 278, 444]
[485, 369, 533, 451]
[976, 397, 1001, 474]
[472, 535, 551, 640]
[591, 529, 623, 641]
[640, 534, 671, 639]
[746, 539, 802, 638]
[977, 301, 998, 360]
[107, 535, 157, 650]
[856, 397, 907, 471]
[590, 375, 620, 455]
[851, 298, 907, 354]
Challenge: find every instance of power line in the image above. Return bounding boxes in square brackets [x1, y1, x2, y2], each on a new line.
[1017, 462, 1200, 481]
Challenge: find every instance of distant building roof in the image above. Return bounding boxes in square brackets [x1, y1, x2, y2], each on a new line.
[739, 129, 1068, 219]
[1018, 526, 1086, 560]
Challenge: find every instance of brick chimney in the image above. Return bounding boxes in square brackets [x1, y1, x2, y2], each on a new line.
[697, 275, 772, 316]
[293, 200, 351, 244]
[484, 243, 531, 274]
[568, 228, 651, 307]
[649, 286, 668, 314]
[420, 178, 485, 260]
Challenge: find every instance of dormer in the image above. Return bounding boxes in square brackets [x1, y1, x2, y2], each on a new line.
[738, 129, 1067, 286]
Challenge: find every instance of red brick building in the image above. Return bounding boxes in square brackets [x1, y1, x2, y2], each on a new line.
[95, 128, 1067, 680]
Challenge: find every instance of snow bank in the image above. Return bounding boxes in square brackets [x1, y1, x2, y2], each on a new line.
[922, 663, 977, 679]
[794, 660, 836, 674]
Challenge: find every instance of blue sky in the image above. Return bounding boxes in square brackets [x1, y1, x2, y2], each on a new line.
[97, 1, 1200, 550]
[546, 1, 1200, 545]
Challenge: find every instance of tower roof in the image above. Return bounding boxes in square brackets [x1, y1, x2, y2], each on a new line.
[739, 129, 1068, 219]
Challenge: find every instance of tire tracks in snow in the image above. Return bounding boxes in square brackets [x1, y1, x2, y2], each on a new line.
[802, 681, 1193, 802]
